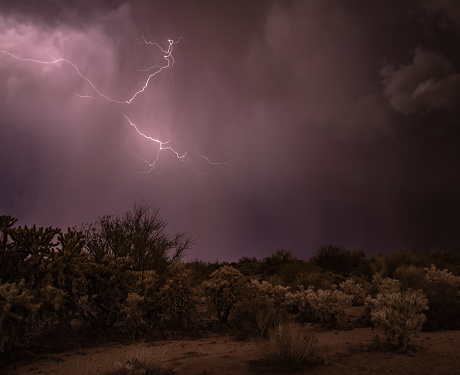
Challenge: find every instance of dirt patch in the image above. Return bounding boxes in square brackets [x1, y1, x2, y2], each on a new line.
[3, 328, 460, 375]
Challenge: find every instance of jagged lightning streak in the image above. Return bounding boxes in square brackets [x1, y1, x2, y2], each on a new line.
[124, 115, 230, 173]
[1, 35, 229, 173]
[0, 36, 178, 104]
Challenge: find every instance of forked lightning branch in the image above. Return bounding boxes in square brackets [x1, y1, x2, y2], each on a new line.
[1, 35, 229, 173]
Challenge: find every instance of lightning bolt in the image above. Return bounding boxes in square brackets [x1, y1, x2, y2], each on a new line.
[124, 115, 231, 173]
[1, 34, 230, 173]
[0, 35, 177, 104]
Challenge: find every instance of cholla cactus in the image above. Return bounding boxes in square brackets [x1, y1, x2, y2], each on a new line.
[131, 270, 159, 297]
[158, 263, 196, 327]
[285, 286, 316, 321]
[339, 279, 366, 305]
[285, 286, 352, 327]
[424, 264, 460, 288]
[372, 273, 401, 294]
[202, 265, 245, 323]
[0, 280, 41, 351]
[247, 279, 290, 305]
[117, 292, 148, 334]
[309, 289, 353, 326]
[41, 229, 89, 322]
[85, 256, 139, 327]
[113, 270, 163, 334]
[39, 283, 67, 318]
[366, 289, 428, 350]
[422, 264, 460, 329]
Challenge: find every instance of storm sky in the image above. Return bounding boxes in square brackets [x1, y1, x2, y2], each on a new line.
[1, 0, 460, 261]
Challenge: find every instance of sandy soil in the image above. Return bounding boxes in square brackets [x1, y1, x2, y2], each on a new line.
[3, 327, 459, 375]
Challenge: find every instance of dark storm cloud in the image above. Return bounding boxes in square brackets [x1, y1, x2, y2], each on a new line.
[1, 0, 460, 261]
[381, 47, 460, 114]
[0, 0, 125, 29]
[379, 0, 460, 115]
[419, 0, 460, 26]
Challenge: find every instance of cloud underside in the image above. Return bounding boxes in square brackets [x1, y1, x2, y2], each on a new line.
[382, 48, 460, 115]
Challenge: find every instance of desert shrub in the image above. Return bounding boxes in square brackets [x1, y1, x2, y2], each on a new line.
[202, 265, 245, 323]
[236, 256, 261, 276]
[296, 269, 324, 289]
[339, 279, 366, 305]
[85, 255, 162, 333]
[186, 259, 220, 285]
[84, 255, 135, 327]
[230, 295, 287, 339]
[384, 249, 428, 277]
[285, 286, 316, 322]
[424, 264, 460, 287]
[38, 283, 67, 322]
[261, 249, 297, 275]
[116, 292, 149, 335]
[365, 289, 428, 350]
[246, 279, 290, 305]
[0, 218, 91, 342]
[276, 261, 325, 288]
[158, 263, 196, 328]
[422, 265, 460, 330]
[120, 270, 162, 334]
[0, 220, 60, 286]
[425, 247, 460, 275]
[0, 280, 41, 351]
[370, 254, 388, 276]
[370, 273, 401, 295]
[393, 264, 426, 291]
[311, 244, 367, 276]
[256, 322, 317, 370]
[82, 202, 194, 277]
[39, 229, 90, 323]
[308, 289, 353, 327]
[286, 286, 353, 327]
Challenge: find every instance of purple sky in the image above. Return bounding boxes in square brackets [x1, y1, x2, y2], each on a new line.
[1, 0, 460, 261]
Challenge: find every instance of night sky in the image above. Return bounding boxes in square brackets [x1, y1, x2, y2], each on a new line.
[1, 0, 460, 261]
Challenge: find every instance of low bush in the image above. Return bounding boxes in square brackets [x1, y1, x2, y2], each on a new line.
[424, 264, 460, 287]
[384, 249, 428, 277]
[230, 295, 287, 339]
[311, 244, 367, 276]
[422, 265, 460, 330]
[246, 279, 290, 305]
[256, 322, 317, 370]
[261, 249, 297, 276]
[0, 280, 41, 351]
[158, 263, 196, 328]
[202, 265, 245, 323]
[339, 279, 366, 305]
[114, 269, 161, 334]
[186, 259, 220, 285]
[393, 265, 426, 291]
[366, 289, 428, 350]
[370, 273, 401, 295]
[285, 286, 353, 328]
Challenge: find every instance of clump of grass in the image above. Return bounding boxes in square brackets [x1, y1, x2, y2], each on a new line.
[255, 322, 318, 370]
[105, 344, 176, 375]
[230, 295, 288, 339]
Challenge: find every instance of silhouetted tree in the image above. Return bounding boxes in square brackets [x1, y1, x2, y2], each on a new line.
[82, 202, 194, 276]
[262, 249, 297, 275]
[311, 244, 367, 275]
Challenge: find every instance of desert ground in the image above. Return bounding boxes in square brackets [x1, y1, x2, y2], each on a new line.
[3, 325, 459, 375]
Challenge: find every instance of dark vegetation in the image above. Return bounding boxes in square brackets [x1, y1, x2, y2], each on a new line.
[1, 204, 460, 370]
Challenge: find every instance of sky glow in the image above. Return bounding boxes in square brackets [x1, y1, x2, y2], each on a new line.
[1, 0, 459, 261]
